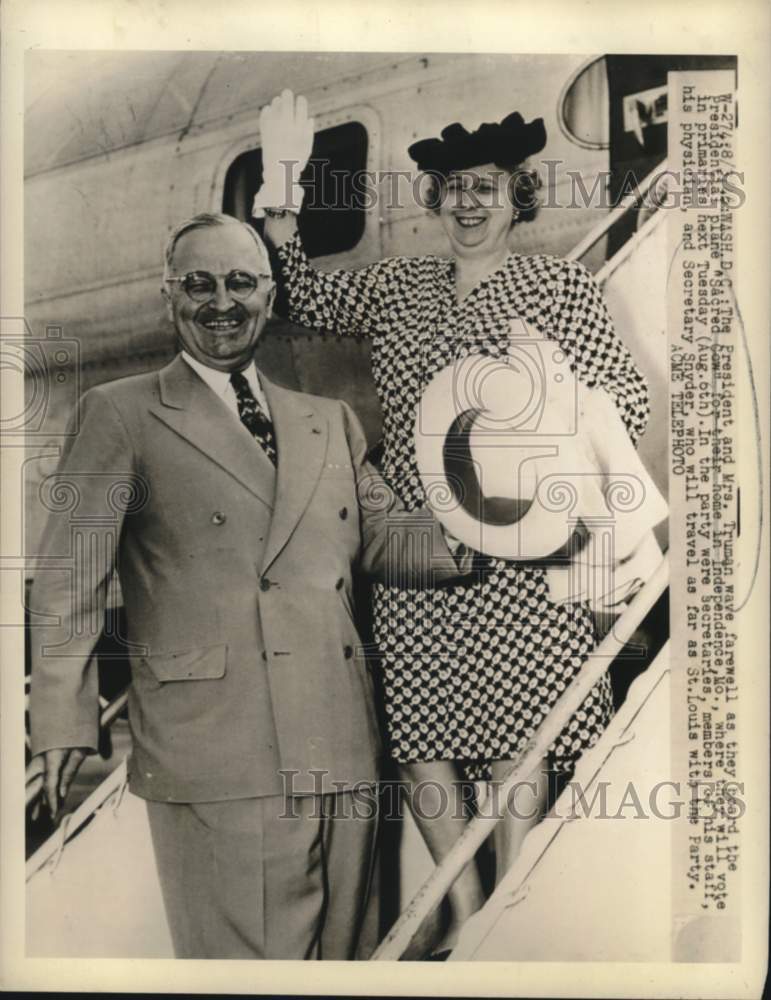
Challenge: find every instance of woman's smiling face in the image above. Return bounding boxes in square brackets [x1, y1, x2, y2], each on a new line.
[437, 162, 514, 259]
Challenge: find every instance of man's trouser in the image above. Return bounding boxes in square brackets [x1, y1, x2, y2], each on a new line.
[146, 790, 378, 959]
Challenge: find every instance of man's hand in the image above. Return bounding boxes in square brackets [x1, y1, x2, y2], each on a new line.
[252, 89, 315, 216]
[42, 747, 88, 819]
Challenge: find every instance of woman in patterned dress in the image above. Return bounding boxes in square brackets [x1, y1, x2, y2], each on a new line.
[256, 92, 650, 950]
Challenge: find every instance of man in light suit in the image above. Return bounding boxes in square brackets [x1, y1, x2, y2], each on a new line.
[29, 213, 467, 960]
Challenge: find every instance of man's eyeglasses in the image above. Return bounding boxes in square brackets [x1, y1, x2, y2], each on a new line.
[165, 270, 274, 303]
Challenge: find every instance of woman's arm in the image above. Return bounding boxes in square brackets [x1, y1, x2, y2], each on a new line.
[550, 259, 650, 445]
[255, 90, 391, 340]
[268, 228, 396, 340]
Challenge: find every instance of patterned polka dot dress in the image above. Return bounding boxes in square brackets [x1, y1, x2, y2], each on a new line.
[277, 234, 650, 776]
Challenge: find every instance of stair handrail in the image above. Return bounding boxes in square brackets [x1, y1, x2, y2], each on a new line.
[566, 159, 669, 265]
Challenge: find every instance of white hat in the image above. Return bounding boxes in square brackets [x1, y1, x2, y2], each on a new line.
[415, 345, 668, 605]
[414, 346, 592, 560]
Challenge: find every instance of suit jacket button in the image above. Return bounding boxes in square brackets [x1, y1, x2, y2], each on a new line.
[260, 577, 272, 592]
[343, 644, 354, 659]
[335, 577, 344, 590]
[339, 506, 348, 520]
[211, 511, 226, 525]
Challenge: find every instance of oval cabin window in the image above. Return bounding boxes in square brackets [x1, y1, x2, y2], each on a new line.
[558, 56, 610, 150]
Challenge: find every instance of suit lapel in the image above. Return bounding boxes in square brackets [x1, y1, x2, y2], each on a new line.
[260, 375, 328, 573]
[149, 355, 275, 509]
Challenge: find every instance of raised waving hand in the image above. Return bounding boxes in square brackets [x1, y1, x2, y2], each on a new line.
[252, 89, 315, 217]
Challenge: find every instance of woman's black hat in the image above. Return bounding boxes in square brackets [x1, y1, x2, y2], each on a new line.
[408, 112, 547, 175]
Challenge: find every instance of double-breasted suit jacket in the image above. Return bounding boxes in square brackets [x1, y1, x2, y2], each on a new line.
[29, 354, 463, 803]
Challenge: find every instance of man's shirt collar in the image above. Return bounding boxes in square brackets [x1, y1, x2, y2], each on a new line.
[180, 352, 270, 416]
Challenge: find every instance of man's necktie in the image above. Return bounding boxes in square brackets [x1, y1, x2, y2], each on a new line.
[230, 370, 278, 466]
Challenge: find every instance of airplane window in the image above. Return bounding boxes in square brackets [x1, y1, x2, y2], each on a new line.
[558, 56, 610, 150]
[223, 121, 368, 258]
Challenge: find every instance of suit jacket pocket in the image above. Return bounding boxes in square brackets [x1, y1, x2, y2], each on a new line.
[142, 643, 227, 683]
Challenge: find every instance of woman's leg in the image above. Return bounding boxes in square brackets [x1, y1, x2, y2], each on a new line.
[489, 756, 549, 884]
[398, 759, 486, 954]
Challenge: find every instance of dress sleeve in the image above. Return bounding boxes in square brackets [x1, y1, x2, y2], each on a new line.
[549, 259, 650, 445]
[275, 232, 397, 340]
